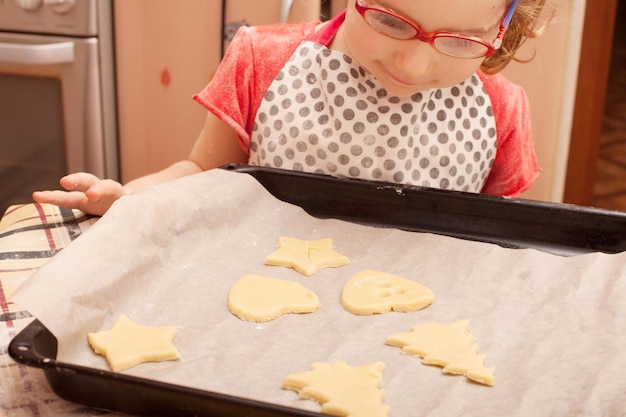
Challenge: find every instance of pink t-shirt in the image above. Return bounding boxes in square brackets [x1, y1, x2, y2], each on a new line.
[194, 12, 540, 196]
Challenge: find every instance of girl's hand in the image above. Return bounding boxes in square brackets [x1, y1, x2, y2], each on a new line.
[32, 172, 131, 216]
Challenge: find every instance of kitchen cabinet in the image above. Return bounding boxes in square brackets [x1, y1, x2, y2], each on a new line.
[114, 0, 223, 182]
[114, 0, 321, 183]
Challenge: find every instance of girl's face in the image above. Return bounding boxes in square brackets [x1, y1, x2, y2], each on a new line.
[333, 0, 508, 97]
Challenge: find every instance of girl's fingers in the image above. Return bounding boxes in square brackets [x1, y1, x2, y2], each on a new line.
[34, 174, 127, 216]
[84, 179, 126, 201]
[59, 172, 102, 192]
[32, 189, 90, 208]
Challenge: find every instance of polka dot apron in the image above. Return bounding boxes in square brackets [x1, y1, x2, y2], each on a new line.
[249, 41, 497, 192]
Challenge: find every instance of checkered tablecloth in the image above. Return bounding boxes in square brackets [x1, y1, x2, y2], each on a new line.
[0, 203, 117, 416]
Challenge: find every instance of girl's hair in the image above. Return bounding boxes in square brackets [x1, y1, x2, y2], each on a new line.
[481, 0, 552, 74]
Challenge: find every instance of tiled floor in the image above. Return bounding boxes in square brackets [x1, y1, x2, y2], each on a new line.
[591, 2, 626, 212]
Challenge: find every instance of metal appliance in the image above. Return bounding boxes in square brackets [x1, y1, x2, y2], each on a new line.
[0, 0, 117, 214]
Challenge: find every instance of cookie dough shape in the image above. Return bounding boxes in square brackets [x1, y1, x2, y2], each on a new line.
[87, 314, 180, 372]
[265, 237, 350, 276]
[283, 361, 389, 417]
[341, 270, 434, 315]
[228, 274, 321, 322]
[386, 319, 495, 386]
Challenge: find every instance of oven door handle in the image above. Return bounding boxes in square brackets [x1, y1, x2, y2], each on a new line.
[0, 41, 74, 65]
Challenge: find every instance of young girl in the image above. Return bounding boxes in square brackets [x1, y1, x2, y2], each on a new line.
[34, 0, 548, 216]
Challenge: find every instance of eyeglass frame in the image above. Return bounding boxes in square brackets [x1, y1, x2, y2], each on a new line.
[353, 0, 520, 58]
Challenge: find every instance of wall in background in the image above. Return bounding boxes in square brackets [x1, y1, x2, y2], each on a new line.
[504, 0, 585, 202]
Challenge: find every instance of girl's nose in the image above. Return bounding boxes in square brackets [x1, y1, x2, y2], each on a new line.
[392, 41, 436, 81]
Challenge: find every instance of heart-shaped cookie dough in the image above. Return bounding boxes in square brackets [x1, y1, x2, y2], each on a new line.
[228, 274, 321, 322]
[341, 269, 433, 315]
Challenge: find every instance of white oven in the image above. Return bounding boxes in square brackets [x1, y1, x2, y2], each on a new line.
[0, 0, 117, 214]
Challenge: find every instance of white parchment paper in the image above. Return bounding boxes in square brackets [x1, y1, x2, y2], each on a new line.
[11, 169, 626, 416]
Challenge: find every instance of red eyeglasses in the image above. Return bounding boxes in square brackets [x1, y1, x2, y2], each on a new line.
[354, 0, 519, 59]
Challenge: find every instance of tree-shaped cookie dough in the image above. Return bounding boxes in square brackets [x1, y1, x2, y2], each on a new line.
[88, 314, 180, 372]
[386, 320, 495, 386]
[265, 237, 350, 276]
[283, 361, 389, 417]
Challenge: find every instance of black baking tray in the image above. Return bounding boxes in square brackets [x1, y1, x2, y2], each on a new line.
[223, 165, 626, 256]
[9, 164, 626, 416]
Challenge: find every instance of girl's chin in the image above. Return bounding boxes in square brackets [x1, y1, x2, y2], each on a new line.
[373, 69, 436, 96]
[377, 77, 434, 97]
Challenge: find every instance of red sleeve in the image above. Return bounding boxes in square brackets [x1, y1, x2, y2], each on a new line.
[193, 21, 320, 152]
[478, 71, 541, 197]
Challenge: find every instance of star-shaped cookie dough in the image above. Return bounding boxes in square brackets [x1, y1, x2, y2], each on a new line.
[265, 237, 350, 276]
[87, 314, 180, 372]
